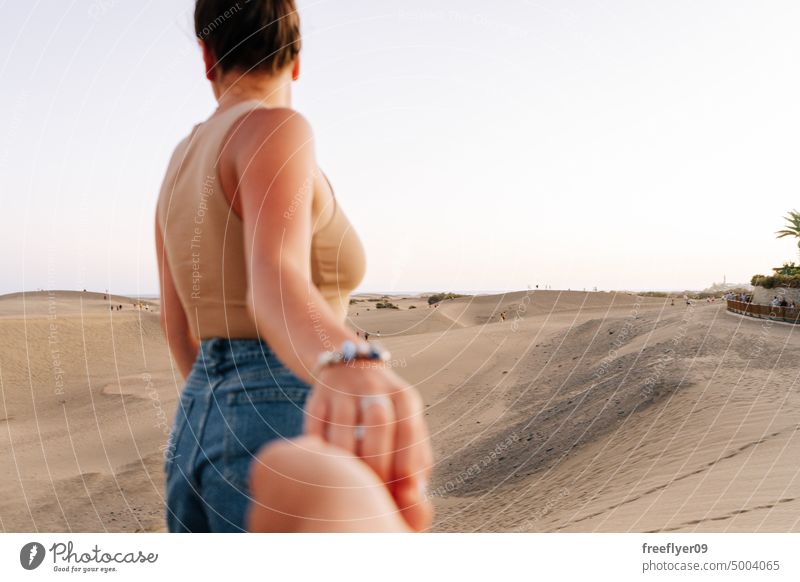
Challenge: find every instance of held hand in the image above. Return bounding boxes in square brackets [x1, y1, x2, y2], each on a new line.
[304, 362, 433, 531]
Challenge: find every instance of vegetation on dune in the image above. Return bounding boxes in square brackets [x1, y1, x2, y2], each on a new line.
[751, 263, 800, 289]
[376, 301, 399, 309]
[751, 272, 800, 289]
[427, 292, 466, 305]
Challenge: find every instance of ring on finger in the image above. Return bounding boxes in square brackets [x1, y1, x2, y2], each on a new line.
[360, 394, 392, 413]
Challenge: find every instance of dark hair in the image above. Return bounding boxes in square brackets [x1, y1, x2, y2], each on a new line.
[195, 0, 301, 74]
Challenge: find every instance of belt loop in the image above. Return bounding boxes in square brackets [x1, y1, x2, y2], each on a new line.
[219, 337, 232, 360]
[201, 338, 222, 368]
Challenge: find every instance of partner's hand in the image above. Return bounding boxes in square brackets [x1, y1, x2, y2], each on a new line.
[304, 362, 433, 531]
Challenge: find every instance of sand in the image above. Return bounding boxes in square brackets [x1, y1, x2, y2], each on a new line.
[1, 290, 798, 532]
[0, 291, 173, 532]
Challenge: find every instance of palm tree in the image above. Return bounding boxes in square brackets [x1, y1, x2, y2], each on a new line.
[776, 209, 800, 260]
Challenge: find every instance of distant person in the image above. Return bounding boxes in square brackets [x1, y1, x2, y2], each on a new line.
[364, 332, 370, 342]
[155, 0, 430, 533]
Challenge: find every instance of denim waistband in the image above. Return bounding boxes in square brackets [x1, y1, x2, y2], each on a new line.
[198, 337, 276, 364]
[189, 337, 310, 394]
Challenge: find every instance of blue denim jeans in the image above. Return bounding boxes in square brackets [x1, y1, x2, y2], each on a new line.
[165, 338, 311, 532]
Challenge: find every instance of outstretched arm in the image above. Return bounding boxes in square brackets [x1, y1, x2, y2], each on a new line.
[247, 436, 411, 532]
[229, 108, 432, 530]
[231, 108, 354, 381]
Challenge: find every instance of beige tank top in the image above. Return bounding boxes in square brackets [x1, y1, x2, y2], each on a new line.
[156, 100, 366, 339]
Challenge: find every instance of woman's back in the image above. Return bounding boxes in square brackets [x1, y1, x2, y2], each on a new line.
[157, 100, 365, 339]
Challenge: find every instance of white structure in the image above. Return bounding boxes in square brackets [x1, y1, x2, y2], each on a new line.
[751, 285, 800, 305]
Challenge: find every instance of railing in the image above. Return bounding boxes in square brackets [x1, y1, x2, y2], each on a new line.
[726, 300, 800, 324]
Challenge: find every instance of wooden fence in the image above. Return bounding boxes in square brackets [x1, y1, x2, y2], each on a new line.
[726, 300, 800, 324]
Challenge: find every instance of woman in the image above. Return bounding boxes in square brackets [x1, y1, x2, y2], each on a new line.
[156, 0, 431, 532]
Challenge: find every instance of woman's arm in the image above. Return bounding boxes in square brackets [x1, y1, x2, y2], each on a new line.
[228, 108, 355, 378]
[227, 108, 432, 531]
[155, 216, 198, 379]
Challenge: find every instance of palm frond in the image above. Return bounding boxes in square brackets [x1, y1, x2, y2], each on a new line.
[775, 210, 800, 241]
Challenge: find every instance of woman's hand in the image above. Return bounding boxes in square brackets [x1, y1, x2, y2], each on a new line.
[304, 362, 433, 531]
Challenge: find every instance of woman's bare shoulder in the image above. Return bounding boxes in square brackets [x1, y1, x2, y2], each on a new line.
[220, 106, 317, 190]
[231, 107, 314, 152]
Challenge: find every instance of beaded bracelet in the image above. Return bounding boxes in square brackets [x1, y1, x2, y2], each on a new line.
[314, 340, 390, 376]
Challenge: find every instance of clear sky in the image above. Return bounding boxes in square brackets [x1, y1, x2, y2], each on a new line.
[1, 0, 799, 296]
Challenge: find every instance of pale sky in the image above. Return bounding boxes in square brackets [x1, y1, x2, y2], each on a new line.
[1, 0, 799, 296]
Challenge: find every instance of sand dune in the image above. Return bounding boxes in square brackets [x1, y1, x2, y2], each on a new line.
[1, 289, 798, 532]
[0, 291, 174, 532]
[357, 290, 800, 532]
